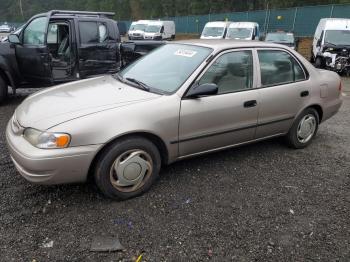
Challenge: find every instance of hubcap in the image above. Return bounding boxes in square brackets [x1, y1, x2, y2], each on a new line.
[297, 114, 317, 143]
[110, 150, 153, 192]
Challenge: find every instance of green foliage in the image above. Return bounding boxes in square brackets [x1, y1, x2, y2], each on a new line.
[0, 0, 348, 22]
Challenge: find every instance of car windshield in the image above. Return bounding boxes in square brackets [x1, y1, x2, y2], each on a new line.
[202, 26, 224, 37]
[119, 44, 213, 94]
[130, 23, 147, 31]
[325, 30, 350, 46]
[145, 25, 161, 33]
[226, 28, 253, 39]
[266, 33, 294, 43]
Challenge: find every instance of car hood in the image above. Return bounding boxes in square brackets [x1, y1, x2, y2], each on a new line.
[15, 75, 161, 130]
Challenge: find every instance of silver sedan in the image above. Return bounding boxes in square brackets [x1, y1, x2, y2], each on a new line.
[6, 40, 343, 200]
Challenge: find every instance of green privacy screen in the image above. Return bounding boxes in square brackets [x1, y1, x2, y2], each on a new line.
[121, 4, 350, 37]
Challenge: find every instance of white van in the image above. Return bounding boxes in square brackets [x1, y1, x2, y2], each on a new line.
[144, 21, 175, 40]
[225, 22, 260, 40]
[200, 21, 231, 39]
[128, 20, 151, 40]
[312, 18, 350, 73]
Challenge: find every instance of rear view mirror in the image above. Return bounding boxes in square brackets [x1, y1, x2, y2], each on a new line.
[186, 83, 218, 98]
[8, 34, 20, 44]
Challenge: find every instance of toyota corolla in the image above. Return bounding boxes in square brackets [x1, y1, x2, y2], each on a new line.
[6, 40, 342, 200]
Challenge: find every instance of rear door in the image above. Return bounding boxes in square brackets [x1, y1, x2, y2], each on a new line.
[77, 19, 118, 77]
[178, 49, 260, 157]
[255, 48, 310, 138]
[15, 16, 53, 85]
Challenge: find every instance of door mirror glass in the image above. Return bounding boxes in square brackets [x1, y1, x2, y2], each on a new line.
[8, 34, 20, 44]
[160, 26, 164, 33]
[186, 83, 218, 98]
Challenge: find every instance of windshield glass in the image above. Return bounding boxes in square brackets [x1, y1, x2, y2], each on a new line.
[266, 33, 294, 43]
[119, 44, 212, 94]
[226, 28, 253, 39]
[130, 23, 147, 31]
[145, 25, 161, 33]
[202, 26, 224, 37]
[325, 30, 350, 46]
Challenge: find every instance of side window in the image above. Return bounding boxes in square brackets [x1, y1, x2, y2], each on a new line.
[258, 50, 306, 86]
[79, 21, 108, 44]
[98, 23, 108, 43]
[47, 24, 58, 44]
[23, 17, 48, 45]
[199, 51, 253, 94]
[80, 21, 98, 44]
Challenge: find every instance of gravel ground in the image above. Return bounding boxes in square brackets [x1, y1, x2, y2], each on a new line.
[0, 85, 349, 261]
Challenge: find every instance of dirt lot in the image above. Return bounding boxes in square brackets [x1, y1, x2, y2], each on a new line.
[0, 81, 349, 261]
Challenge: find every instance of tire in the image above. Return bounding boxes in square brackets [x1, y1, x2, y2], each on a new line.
[314, 57, 324, 68]
[94, 136, 161, 200]
[285, 108, 319, 149]
[0, 75, 8, 104]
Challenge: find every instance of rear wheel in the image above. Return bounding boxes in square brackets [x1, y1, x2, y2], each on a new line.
[0, 75, 8, 104]
[285, 108, 319, 149]
[94, 137, 161, 200]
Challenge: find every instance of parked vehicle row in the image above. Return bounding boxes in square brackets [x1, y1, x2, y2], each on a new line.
[201, 21, 260, 41]
[128, 20, 175, 40]
[6, 40, 342, 200]
[0, 10, 165, 104]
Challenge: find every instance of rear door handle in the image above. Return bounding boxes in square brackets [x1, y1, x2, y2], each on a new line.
[244, 100, 257, 108]
[300, 91, 309, 97]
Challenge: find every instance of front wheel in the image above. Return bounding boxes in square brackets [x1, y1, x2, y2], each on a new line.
[0, 75, 8, 104]
[285, 108, 319, 149]
[94, 137, 161, 200]
[314, 57, 324, 68]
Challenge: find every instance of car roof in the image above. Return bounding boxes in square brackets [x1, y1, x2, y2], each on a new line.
[205, 21, 231, 27]
[229, 22, 258, 28]
[174, 39, 290, 51]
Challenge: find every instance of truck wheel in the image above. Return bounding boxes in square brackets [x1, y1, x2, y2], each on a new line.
[0, 75, 8, 104]
[94, 136, 161, 200]
[315, 57, 324, 68]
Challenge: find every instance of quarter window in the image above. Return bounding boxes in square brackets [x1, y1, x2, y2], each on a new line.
[258, 50, 306, 86]
[79, 21, 108, 44]
[199, 51, 253, 94]
[23, 17, 48, 45]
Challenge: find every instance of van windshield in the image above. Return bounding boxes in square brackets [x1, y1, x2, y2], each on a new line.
[130, 24, 147, 31]
[265, 33, 294, 44]
[146, 25, 161, 33]
[202, 27, 224, 37]
[226, 28, 253, 39]
[119, 44, 213, 94]
[325, 30, 350, 46]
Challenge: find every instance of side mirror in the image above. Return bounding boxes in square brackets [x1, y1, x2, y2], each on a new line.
[8, 34, 20, 44]
[186, 83, 218, 98]
[316, 39, 322, 47]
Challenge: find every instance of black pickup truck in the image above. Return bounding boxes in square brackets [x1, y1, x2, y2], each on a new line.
[0, 10, 164, 103]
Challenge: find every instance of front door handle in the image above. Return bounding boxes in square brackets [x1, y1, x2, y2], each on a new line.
[244, 100, 257, 108]
[300, 91, 309, 97]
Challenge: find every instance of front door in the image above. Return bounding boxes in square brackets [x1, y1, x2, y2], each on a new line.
[179, 50, 259, 157]
[255, 49, 310, 138]
[78, 20, 118, 78]
[15, 16, 53, 85]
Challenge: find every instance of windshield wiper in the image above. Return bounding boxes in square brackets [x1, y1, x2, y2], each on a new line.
[113, 73, 125, 82]
[125, 77, 150, 91]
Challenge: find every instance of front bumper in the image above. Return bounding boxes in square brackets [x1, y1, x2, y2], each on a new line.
[6, 121, 101, 185]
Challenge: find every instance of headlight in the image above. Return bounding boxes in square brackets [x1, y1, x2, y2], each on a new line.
[23, 128, 71, 149]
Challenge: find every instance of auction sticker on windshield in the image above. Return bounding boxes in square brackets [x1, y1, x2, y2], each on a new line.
[174, 49, 197, 57]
